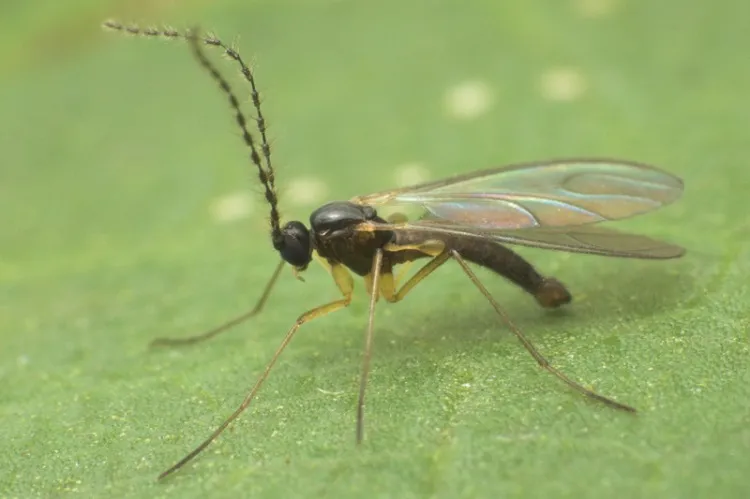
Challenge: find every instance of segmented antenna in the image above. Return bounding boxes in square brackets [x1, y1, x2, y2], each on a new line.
[102, 20, 282, 243]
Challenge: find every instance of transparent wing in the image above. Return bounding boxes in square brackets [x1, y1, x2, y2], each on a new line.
[351, 159, 683, 229]
[360, 221, 685, 259]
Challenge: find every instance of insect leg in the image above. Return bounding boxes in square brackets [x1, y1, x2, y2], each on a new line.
[151, 260, 286, 347]
[391, 260, 414, 289]
[383, 254, 451, 303]
[448, 249, 636, 413]
[380, 240, 450, 303]
[157, 264, 355, 480]
[357, 244, 454, 443]
[356, 248, 383, 443]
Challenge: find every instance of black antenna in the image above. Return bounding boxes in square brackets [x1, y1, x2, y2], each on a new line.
[102, 21, 282, 243]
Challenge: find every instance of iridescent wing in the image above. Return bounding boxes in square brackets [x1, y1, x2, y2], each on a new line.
[352, 158, 683, 229]
[351, 159, 684, 259]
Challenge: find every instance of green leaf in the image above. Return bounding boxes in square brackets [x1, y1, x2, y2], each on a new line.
[2, 0, 749, 497]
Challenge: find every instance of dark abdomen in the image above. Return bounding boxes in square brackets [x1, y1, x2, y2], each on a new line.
[392, 230, 572, 308]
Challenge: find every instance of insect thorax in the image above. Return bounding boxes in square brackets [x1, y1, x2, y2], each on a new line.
[310, 201, 393, 276]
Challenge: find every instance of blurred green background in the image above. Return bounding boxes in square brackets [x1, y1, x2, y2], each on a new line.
[1, 0, 749, 497]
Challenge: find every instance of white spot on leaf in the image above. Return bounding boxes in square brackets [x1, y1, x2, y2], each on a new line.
[539, 68, 587, 102]
[394, 162, 430, 187]
[573, 0, 619, 18]
[444, 80, 494, 120]
[211, 191, 254, 223]
[286, 177, 328, 206]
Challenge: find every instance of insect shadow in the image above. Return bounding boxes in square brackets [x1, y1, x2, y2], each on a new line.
[103, 20, 685, 480]
[359, 254, 691, 354]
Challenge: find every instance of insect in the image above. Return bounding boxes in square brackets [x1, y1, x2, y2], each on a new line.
[103, 21, 684, 480]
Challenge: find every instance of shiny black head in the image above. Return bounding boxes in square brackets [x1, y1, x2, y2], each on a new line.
[273, 221, 312, 269]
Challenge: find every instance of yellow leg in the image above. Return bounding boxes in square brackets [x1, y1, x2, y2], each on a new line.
[392, 260, 414, 289]
[380, 240, 449, 303]
[384, 239, 445, 256]
[157, 263, 355, 480]
[314, 253, 333, 273]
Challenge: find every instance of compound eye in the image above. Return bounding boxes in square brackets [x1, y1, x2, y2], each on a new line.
[276, 221, 311, 268]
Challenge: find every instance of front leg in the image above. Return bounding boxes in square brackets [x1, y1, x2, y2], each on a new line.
[157, 262, 355, 479]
